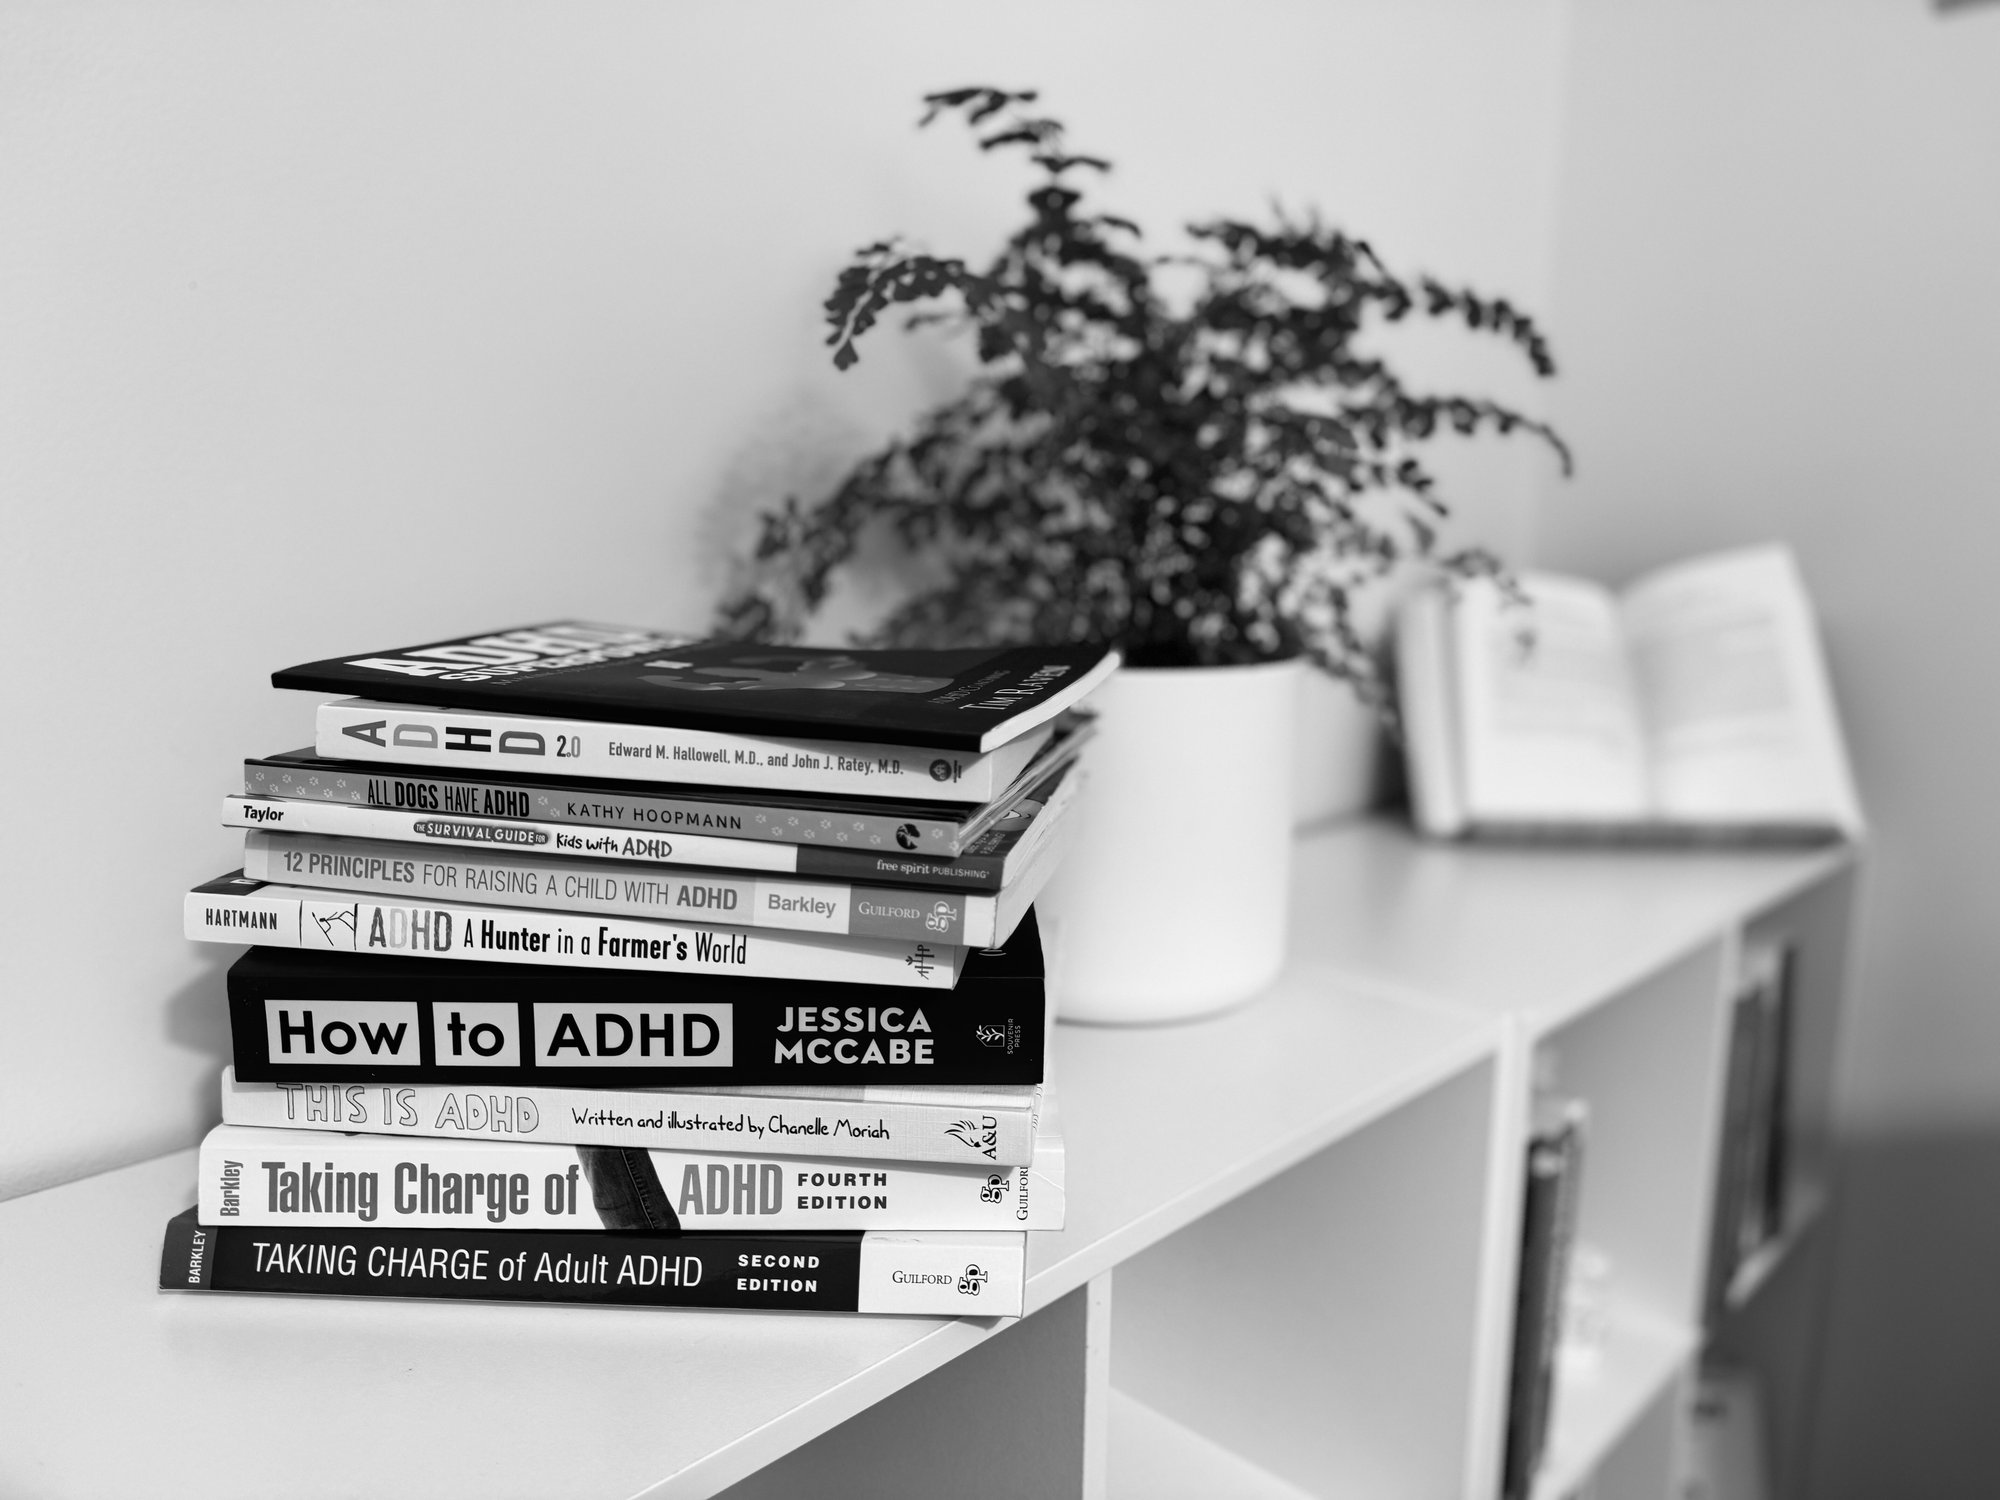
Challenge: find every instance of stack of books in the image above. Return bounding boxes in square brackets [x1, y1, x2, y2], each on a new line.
[161, 624, 1117, 1317]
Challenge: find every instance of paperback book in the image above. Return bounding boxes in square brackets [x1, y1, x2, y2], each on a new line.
[223, 753, 1081, 893]
[236, 820, 1066, 948]
[312, 699, 1054, 803]
[273, 623, 1118, 752]
[221, 1067, 1045, 1167]
[1502, 1099, 1587, 1500]
[1703, 940, 1798, 1319]
[223, 927, 1045, 1087]
[239, 722, 1088, 859]
[160, 1208, 1027, 1316]
[184, 873, 962, 989]
[196, 1123, 1066, 1231]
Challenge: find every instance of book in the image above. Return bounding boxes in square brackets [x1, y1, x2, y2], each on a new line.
[159, 1207, 1027, 1316]
[1703, 940, 1797, 1316]
[223, 753, 1083, 893]
[1502, 1099, 1586, 1500]
[195, 1122, 1066, 1230]
[1704, 981, 1765, 1323]
[184, 872, 962, 989]
[222, 922, 1046, 1087]
[220, 1066, 1044, 1167]
[236, 816, 1069, 948]
[239, 718, 1089, 859]
[314, 698, 1057, 804]
[273, 624, 1118, 754]
[1397, 545, 1863, 842]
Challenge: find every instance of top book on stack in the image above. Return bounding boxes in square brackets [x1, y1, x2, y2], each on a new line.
[276, 625, 1118, 803]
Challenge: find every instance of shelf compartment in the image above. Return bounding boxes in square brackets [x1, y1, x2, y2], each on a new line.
[1531, 1302, 1697, 1500]
[1107, 1388, 1315, 1500]
[1110, 1057, 1498, 1500]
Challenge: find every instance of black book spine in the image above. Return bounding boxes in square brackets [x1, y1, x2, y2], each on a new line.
[1756, 947, 1798, 1244]
[1705, 990, 1765, 1319]
[1502, 1116, 1583, 1500]
[159, 1207, 865, 1311]
[229, 974, 1046, 1086]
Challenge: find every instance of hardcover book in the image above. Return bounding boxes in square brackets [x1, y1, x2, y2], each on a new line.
[223, 918, 1045, 1087]
[1397, 546, 1863, 843]
[196, 1122, 1066, 1231]
[273, 622, 1118, 753]
[220, 1066, 1044, 1167]
[224, 754, 1082, 893]
[160, 1207, 1027, 1316]
[239, 719, 1088, 859]
[236, 812, 1070, 947]
[184, 873, 962, 989]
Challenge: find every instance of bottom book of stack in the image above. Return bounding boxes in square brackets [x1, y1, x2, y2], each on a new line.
[161, 1206, 1025, 1315]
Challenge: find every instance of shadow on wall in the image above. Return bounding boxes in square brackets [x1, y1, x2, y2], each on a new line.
[162, 949, 236, 1134]
[1815, 1129, 2000, 1499]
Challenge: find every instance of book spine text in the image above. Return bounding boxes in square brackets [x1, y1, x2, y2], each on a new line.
[316, 700, 1009, 802]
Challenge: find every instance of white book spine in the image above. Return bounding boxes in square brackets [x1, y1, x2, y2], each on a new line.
[236, 828, 1005, 947]
[220, 1070, 1040, 1167]
[183, 879, 961, 988]
[855, 1232, 1025, 1316]
[225, 796, 800, 873]
[197, 1125, 1065, 1231]
[316, 699, 1015, 802]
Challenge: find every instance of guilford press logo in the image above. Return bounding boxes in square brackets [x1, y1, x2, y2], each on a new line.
[958, 1264, 988, 1295]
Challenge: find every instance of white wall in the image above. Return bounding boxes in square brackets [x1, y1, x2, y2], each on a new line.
[1535, 0, 2000, 1137]
[0, 0, 1571, 1200]
[1533, 3, 2000, 1492]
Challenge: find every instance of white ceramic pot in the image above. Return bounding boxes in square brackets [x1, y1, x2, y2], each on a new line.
[1041, 657, 1302, 1025]
[1292, 666, 1388, 827]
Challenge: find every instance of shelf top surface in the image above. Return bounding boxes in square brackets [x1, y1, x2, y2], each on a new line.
[1289, 817, 1852, 1032]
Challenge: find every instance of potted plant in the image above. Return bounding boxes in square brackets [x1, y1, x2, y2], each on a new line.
[717, 87, 1568, 1021]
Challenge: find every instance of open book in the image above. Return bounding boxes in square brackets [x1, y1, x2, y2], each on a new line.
[1395, 545, 1863, 842]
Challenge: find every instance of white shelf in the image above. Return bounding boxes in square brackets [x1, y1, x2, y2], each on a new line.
[1026, 955, 1504, 1314]
[1107, 1388, 1316, 1500]
[1532, 1303, 1699, 1500]
[0, 818, 1856, 1499]
[1289, 822, 1851, 1035]
[0, 840, 1502, 1500]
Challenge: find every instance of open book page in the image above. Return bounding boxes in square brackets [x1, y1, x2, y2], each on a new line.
[1453, 574, 1652, 823]
[1619, 545, 1863, 835]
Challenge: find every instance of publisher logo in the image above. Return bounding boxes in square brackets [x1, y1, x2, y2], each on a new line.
[980, 1173, 1005, 1205]
[895, 823, 921, 850]
[973, 1020, 1020, 1054]
[928, 759, 952, 782]
[945, 1115, 1000, 1159]
[925, 900, 956, 935]
[958, 1264, 988, 1296]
